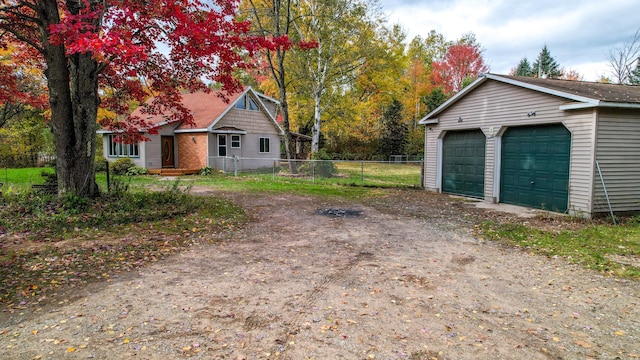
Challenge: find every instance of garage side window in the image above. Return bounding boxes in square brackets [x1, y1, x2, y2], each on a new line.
[259, 137, 270, 153]
[107, 135, 139, 158]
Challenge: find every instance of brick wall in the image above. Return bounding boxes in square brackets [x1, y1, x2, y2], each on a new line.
[177, 133, 208, 169]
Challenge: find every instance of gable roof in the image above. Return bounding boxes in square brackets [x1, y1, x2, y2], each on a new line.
[419, 74, 640, 124]
[126, 87, 283, 135]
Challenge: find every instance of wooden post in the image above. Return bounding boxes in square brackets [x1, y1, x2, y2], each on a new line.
[106, 161, 111, 193]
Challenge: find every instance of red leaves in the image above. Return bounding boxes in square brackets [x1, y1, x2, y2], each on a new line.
[431, 43, 490, 94]
[298, 40, 319, 51]
[2, 0, 278, 137]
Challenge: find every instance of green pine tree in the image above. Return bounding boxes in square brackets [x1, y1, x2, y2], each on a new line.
[532, 45, 562, 79]
[515, 57, 534, 76]
[377, 99, 407, 158]
[424, 87, 448, 113]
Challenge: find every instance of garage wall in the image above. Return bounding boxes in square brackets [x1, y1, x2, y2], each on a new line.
[594, 109, 640, 213]
[424, 80, 595, 214]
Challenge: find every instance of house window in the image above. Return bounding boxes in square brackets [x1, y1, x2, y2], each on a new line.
[218, 134, 227, 156]
[107, 135, 139, 158]
[235, 94, 259, 111]
[259, 137, 270, 153]
[231, 135, 241, 148]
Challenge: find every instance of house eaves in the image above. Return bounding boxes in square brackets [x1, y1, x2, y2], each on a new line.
[557, 101, 640, 111]
[482, 73, 600, 106]
[418, 75, 489, 125]
[206, 87, 252, 132]
[205, 87, 285, 136]
[418, 74, 640, 125]
[174, 128, 208, 133]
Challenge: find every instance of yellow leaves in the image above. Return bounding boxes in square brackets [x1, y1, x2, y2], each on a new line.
[614, 330, 625, 336]
[67, 347, 76, 353]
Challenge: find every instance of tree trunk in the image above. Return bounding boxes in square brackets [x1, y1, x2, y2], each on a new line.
[311, 93, 321, 154]
[279, 86, 297, 173]
[40, 0, 99, 198]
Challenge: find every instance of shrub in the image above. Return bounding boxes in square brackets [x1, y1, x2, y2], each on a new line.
[95, 155, 108, 172]
[199, 166, 214, 176]
[110, 157, 136, 175]
[298, 149, 336, 178]
[126, 166, 148, 176]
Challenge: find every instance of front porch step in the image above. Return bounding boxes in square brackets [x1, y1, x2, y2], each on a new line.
[148, 168, 200, 176]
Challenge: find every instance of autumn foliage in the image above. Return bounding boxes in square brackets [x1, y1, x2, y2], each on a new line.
[431, 43, 489, 94]
[0, 0, 288, 141]
[1, 0, 285, 196]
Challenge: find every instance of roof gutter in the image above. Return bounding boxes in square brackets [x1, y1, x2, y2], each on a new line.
[559, 101, 640, 110]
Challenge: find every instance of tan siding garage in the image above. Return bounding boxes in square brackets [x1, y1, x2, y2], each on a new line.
[420, 74, 640, 217]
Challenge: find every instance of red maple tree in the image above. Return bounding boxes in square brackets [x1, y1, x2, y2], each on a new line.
[431, 43, 489, 94]
[0, 0, 280, 197]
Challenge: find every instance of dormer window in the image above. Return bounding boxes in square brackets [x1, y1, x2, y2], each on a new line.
[235, 94, 259, 111]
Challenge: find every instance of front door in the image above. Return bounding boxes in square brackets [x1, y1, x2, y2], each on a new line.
[161, 136, 175, 168]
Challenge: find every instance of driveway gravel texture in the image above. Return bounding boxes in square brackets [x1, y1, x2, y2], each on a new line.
[1, 188, 638, 359]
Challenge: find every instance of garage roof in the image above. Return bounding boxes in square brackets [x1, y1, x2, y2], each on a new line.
[419, 74, 640, 124]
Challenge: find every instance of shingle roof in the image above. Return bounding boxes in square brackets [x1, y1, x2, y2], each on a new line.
[130, 90, 244, 130]
[419, 74, 640, 125]
[496, 74, 640, 104]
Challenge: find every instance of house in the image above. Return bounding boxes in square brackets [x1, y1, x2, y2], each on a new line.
[99, 87, 284, 173]
[419, 73, 640, 217]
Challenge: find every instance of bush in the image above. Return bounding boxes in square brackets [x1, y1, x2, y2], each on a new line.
[126, 166, 148, 176]
[298, 149, 336, 178]
[95, 155, 108, 172]
[110, 157, 136, 175]
[199, 166, 214, 176]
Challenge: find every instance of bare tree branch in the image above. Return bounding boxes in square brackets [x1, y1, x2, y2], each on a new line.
[608, 27, 640, 84]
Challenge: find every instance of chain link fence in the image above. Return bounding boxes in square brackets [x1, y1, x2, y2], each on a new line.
[214, 156, 424, 188]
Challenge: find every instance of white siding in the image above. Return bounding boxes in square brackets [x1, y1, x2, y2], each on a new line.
[424, 80, 596, 215]
[594, 109, 640, 213]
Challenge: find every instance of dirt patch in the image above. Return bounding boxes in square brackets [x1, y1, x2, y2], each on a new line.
[1, 189, 638, 359]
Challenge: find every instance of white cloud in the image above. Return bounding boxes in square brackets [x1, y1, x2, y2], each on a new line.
[380, 0, 640, 81]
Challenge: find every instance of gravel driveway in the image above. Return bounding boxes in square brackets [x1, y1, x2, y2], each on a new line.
[1, 189, 638, 359]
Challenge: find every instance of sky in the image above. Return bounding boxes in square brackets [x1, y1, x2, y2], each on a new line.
[379, 0, 640, 81]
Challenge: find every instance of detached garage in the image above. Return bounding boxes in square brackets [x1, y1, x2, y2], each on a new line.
[420, 74, 640, 217]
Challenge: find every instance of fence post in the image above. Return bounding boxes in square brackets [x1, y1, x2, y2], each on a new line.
[233, 155, 238, 177]
[312, 160, 315, 184]
[106, 161, 111, 193]
[273, 160, 276, 180]
[361, 161, 364, 185]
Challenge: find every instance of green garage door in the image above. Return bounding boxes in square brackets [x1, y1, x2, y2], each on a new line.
[500, 124, 570, 212]
[442, 130, 486, 198]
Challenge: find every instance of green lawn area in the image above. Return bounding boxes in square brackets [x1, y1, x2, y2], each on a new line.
[0, 167, 55, 192]
[480, 221, 640, 278]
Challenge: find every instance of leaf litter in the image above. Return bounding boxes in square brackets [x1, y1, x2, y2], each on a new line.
[0, 188, 638, 359]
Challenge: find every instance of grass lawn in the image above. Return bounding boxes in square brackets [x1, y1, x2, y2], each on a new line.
[480, 220, 640, 278]
[0, 167, 55, 192]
